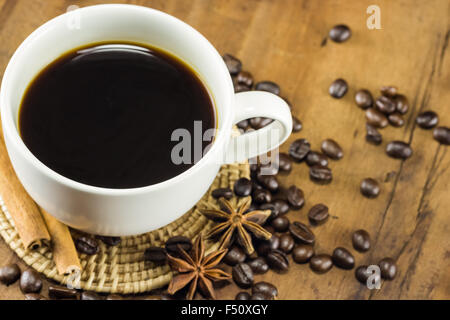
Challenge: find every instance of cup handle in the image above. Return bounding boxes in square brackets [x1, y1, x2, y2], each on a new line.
[225, 91, 293, 163]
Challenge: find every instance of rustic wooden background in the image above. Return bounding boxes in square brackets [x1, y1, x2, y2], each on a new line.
[0, 0, 449, 300]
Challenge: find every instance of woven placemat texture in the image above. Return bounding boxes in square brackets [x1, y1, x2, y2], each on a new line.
[0, 161, 250, 294]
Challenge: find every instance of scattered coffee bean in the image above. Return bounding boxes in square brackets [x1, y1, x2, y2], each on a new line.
[256, 235, 280, 256]
[380, 85, 398, 97]
[236, 70, 253, 87]
[309, 165, 333, 184]
[289, 221, 315, 245]
[379, 257, 397, 280]
[416, 111, 439, 129]
[329, 24, 351, 43]
[286, 185, 305, 209]
[329, 78, 348, 98]
[310, 254, 333, 274]
[306, 151, 328, 167]
[48, 285, 78, 299]
[386, 141, 413, 159]
[232, 263, 254, 289]
[247, 257, 269, 275]
[75, 236, 99, 255]
[144, 247, 167, 263]
[289, 138, 311, 162]
[224, 246, 247, 266]
[0, 263, 21, 286]
[252, 281, 278, 299]
[234, 177, 253, 196]
[24, 293, 46, 300]
[250, 117, 273, 129]
[165, 236, 192, 255]
[270, 216, 290, 233]
[321, 139, 343, 160]
[97, 236, 121, 247]
[256, 174, 279, 193]
[236, 119, 249, 130]
[366, 108, 388, 128]
[375, 95, 396, 114]
[235, 291, 251, 300]
[20, 269, 42, 294]
[253, 189, 272, 204]
[292, 116, 303, 132]
[260, 203, 280, 220]
[433, 126, 450, 145]
[223, 54, 242, 75]
[355, 265, 376, 284]
[212, 187, 233, 200]
[365, 123, 382, 145]
[308, 204, 329, 225]
[273, 200, 290, 215]
[332, 247, 355, 269]
[360, 178, 380, 198]
[255, 81, 280, 95]
[81, 291, 103, 300]
[251, 292, 269, 300]
[352, 229, 371, 252]
[388, 113, 404, 127]
[394, 94, 409, 114]
[354, 89, 373, 109]
[278, 153, 292, 172]
[266, 249, 289, 272]
[279, 234, 295, 254]
[235, 84, 251, 93]
[292, 244, 315, 264]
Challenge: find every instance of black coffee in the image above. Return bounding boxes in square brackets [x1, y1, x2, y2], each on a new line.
[19, 42, 215, 188]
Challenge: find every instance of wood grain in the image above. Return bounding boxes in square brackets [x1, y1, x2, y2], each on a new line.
[0, 0, 449, 299]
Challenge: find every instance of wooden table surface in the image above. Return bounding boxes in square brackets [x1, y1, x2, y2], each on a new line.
[0, 0, 449, 300]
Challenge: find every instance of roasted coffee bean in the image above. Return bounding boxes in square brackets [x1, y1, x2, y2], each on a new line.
[416, 111, 439, 129]
[332, 247, 355, 269]
[309, 165, 332, 184]
[144, 247, 167, 263]
[375, 96, 396, 114]
[224, 246, 247, 266]
[360, 178, 380, 198]
[270, 216, 290, 233]
[386, 141, 413, 159]
[278, 153, 292, 172]
[329, 24, 351, 43]
[253, 189, 272, 204]
[250, 292, 268, 300]
[380, 85, 398, 97]
[292, 116, 303, 132]
[48, 285, 78, 299]
[20, 269, 42, 294]
[256, 235, 280, 256]
[279, 234, 295, 253]
[292, 244, 315, 263]
[321, 139, 343, 160]
[366, 108, 388, 128]
[264, 225, 275, 235]
[289, 138, 311, 162]
[165, 236, 192, 255]
[286, 185, 305, 209]
[250, 117, 273, 129]
[106, 294, 123, 300]
[212, 187, 233, 200]
[235, 291, 251, 300]
[81, 291, 103, 300]
[97, 236, 121, 247]
[247, 257, 269, 275]
[24, 293, 47, 300]
[352, 229, 371, 252]
[234, 177, 253, 196]
[235, 84, 251, 93]
[329, 78, 348, 98]
[255, 81, 280, 95]
[433, 126, 450, 145]
[266, 249, 289, 272]
[308, 204, 329, 225]
[289, 221, 315, 245]
[232, 263, 254, 288]
[379, 257, 397, 280]
[306, 151, 329, 167]
[236, 119, 249, 130]
[388, 113, 404, 127]
[310, 254, 333, 274]
[0, 263, 20, 286]
[223, 54, 242, 75]
[75, 236, 99, 255]
[252, 282, 278, 299]
[365, 123, 382, 145]
[394, 94, 409, 114]
[259, 203, 279, 220]
[236, 70, 254, 87]
[355, 265, 375, 284]
[256, 174, 279, 193]
[354, 89, 373, 109]
[273, 199, 290, 215]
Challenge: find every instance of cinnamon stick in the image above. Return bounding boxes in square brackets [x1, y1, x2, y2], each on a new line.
[41, 209, 81, 275]
[0, 135, 50, 249]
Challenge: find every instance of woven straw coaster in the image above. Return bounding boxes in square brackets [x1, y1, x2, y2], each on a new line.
[0, 161, 250, 294]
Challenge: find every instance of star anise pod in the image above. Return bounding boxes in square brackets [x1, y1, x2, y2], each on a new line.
[201, 197, 272, 255]
[167, 234, 230, 300]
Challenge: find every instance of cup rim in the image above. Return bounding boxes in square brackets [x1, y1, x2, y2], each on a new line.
[0, 4, 234, 196]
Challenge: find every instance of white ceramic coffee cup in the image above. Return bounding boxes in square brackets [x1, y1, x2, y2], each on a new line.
[0, 4, 292, 236]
